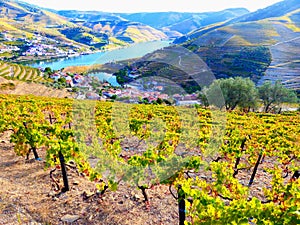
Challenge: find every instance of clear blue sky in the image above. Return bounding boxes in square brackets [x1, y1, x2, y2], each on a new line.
[22, 0, 283, 13]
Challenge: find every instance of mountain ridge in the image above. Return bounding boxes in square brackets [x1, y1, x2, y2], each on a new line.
[55, 8, 249, 37]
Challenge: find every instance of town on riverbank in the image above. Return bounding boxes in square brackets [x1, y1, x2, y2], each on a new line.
[44, 66, 201, 106]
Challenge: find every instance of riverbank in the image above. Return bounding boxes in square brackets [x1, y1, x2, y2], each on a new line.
[63, 59, 137, 75]
[7, 42, 132, 65]
[26, 40, 171, 71]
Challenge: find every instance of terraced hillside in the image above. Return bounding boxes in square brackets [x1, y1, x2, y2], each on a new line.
[175, 0, 300, 91]
[82, 21, 167, 43]
[0, 61, 43, 82]
[0, 0, 79, 43]
[257, 11, 300, 90]
[57, 9, 249, 41]
[0, 61, 70, 97]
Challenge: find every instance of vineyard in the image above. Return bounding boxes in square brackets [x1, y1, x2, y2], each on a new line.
[0, 61, 71, 98]
[0, 61, 44, 83]
[0, 94, 299, 224]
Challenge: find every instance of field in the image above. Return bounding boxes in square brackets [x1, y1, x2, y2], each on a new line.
[0, 94, 299, 224]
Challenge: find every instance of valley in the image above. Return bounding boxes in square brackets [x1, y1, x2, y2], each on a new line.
[0, 0, 299, 224]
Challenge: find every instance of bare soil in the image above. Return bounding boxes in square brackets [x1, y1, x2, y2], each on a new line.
[1, 127, 294, 225]
[0, 77, 72, 98]
[0, 131, 178, 225]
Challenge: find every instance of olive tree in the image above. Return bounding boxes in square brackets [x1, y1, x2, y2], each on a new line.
[258, 81, 298, 112]
[204, 77, 258, 110]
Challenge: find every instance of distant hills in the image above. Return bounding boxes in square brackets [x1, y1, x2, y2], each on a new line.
[0, 0, 251, 62]
[0, 0, 167, 54]
[117, 9, 249, 36]
[56, 10, 168, 43]
[0, 0, 246, 52]
[110, 0, 300, 93]
[56, 9, 249, 39]
[0, 0, 107, 53]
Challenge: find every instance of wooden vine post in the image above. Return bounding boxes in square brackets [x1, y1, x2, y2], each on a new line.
[23, 122, 40, 160]
[248, 152, 263, 186]
[59, 148, 70, 192]
[49, 113, 70, 192]
[178, 185, 186, 225]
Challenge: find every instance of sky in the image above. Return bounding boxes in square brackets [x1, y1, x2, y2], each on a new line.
[21, 0, 284, 13]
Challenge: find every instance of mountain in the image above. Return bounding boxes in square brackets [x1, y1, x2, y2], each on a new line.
[0, 0, 112, 57]
[56, 10, 125, 22]
[56, 10, 168, 43]
[82, 20, 167, 43]
[0, 0, 168, 62]
[174, 0, 300, 90]
[230, 0, 300, 23]
[118, 9, 249, 36]
[0, 0, 75, 40]
[56, 9, 249, 39]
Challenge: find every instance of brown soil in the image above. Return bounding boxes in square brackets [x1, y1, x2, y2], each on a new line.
[0, 131, 178, 225]
[0, 128, 294, 225]
[0, 78, 72, 98]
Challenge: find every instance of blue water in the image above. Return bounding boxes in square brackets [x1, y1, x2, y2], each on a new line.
[90, 72, 120, 87]
[29, 41, 170, 71]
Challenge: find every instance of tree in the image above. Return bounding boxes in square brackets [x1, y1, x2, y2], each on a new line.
[44, 67, 52, 76]
[205, 77, 258, 110]
[57, 77, 66, 84]
[156, 98, 163, 105]
[258, 81, 298, 112]
[111, 94, 117, 100]
[198, 93, 209, 108]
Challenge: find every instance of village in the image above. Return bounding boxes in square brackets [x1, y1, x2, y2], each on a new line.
[47, 68, 202, 106]
[0, 32, 91, 60]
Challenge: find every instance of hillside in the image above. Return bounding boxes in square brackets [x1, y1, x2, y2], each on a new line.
[56, 9, 248, 39]
[119, 9, 249, 36]
[0, 0, 169, 62]
[82, 20, 167, 43]
[0, 0, 83, 43]
[0, 76, 71, 98]
[0, 94, 299, 224]
[174, 0, 300, 90]
[57, 10, 168, 44]
[0, 61, 44, 82]
[0, 0, 102, 61]
[0, 61, 71, 97]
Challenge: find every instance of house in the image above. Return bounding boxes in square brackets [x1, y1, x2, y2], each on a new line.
[50, 73, 61, 81]
[128, 73, 140, 79]
[86, 92, 100, 100]
[155, 86, 164, 91]
[73, 75, 84, 84]
[175, 100, 201, 106]
[102, 82, 111, 87]
[102, 91, 115, 98]
[173, 94, 182, 100]
[65, 76, 74, 87]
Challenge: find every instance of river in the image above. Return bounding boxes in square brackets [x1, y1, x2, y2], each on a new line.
[29, 40, 170, 71]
